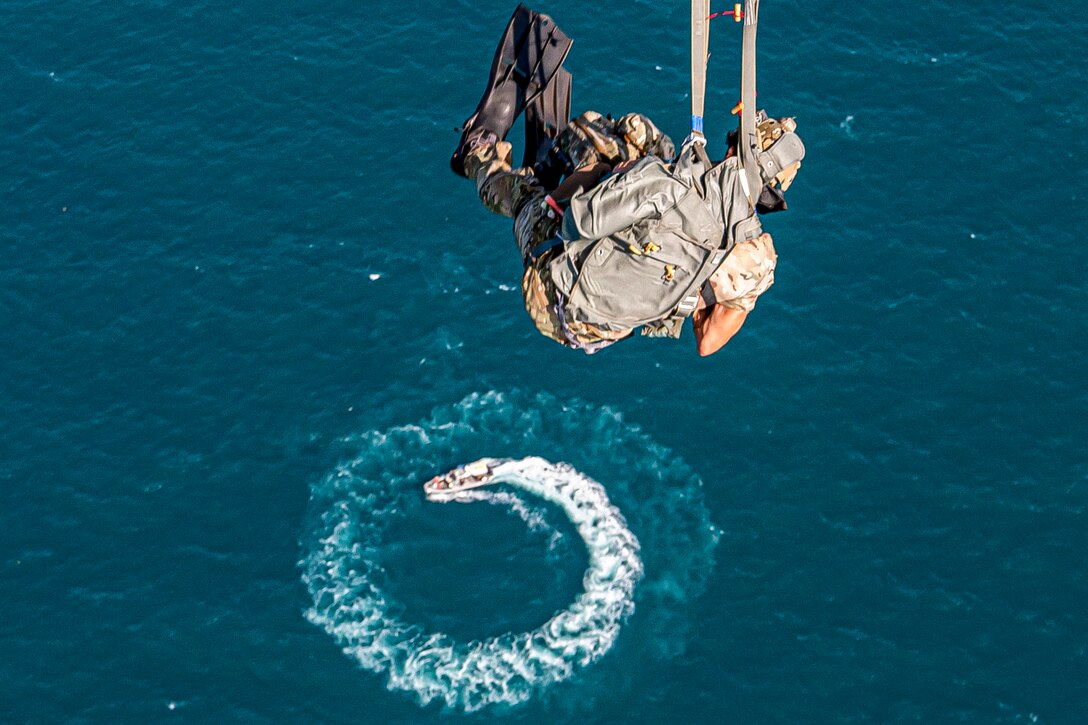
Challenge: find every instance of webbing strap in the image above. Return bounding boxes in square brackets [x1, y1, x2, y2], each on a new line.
[738, 0, 763, 208]
[700, 282, 718, 307]
[690, 0, 711, 137]
[677, 292, 700, 315]
[660, 291, 702, 336]
[528, 235, 564, 260]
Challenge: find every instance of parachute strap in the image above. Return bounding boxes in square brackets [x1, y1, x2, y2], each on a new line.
[738, 0, 763, 209]
[691, 0, 762, 208]
[693, 139, 712, 170]
[676, 292, 700, 316]
[660, 242, 732, 331]
[649, 288, 704, 339]
[690, 0, 711, 138]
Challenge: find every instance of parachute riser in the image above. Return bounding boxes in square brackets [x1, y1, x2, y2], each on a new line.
[690, 0, 762, 209]
[737, 0, 762, 208]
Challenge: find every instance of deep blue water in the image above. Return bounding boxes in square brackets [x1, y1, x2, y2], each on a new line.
[3, 1, 1087, 722]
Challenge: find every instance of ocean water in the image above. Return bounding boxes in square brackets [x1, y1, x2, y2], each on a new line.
[2, 0, 1086, 722]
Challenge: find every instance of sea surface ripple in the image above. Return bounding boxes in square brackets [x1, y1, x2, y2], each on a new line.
[2, 0, 1085, 722]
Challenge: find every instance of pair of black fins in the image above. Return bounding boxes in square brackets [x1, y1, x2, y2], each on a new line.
[450, 4, 573, 186]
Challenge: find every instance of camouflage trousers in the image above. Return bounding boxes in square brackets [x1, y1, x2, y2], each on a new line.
[556, 111, 675, 170]
[464, 140, 571, 346]
[464, 140, 561, 262]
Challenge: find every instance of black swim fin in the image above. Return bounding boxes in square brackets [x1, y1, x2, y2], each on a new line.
[450, 4, 573, 177]
[524, 66, 572, 189]
[524, 65, 571, 168]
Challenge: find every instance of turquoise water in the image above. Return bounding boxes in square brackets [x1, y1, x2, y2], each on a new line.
[3, 1, 1086, 722]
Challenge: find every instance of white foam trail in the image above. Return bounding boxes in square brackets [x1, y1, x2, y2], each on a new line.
[301, 390, 718, 713]
[304, 458, 641, 712]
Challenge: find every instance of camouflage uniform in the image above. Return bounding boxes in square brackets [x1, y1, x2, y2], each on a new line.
[469, 112, 777, 348]
[464, 111, 672, 348]
[697, 232, 777, 314]
[556, 111, 676, 169]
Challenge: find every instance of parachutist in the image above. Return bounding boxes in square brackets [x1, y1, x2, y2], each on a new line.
[452, 3, 804, 356]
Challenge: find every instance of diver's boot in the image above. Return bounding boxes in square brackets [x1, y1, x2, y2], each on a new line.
[460, 128, 501, 169]
[451, 90, 518, 179]
[464, 139, 538, 219]
[450, 5, 573, 177]
[462, 131, 507, 182]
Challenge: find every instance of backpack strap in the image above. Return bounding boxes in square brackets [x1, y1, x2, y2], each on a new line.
[647, 242, 733, 339]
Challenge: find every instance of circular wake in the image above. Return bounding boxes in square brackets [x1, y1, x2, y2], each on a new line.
[301, 391, 718, 712]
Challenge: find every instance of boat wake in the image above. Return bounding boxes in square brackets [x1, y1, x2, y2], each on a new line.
[301, 391, 718, 712]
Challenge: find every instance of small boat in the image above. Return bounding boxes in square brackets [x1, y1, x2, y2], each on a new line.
[424, 459, 495, 498]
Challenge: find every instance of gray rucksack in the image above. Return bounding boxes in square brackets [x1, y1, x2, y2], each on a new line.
[545, 0, 808, 343]
[547, 138, 767, 338]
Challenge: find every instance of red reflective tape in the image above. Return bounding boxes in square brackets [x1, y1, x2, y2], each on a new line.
[545, 195, 565, 218]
